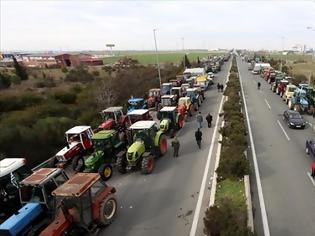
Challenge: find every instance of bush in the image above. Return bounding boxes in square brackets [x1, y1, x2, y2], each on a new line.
[0, 93, 43, 112]
[65, 66, 94, 83]
[204, 198, 254, 236]
[34, 79, 56, 88]
[61, 67, 68, 73]
[11, 75, 21, 85]
[52, 91, 77, 104]
[0, 72, 11, 89]
[92, 70, 100, 76]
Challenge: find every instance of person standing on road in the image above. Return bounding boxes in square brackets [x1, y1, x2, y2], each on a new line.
[220, 84, 224, 92]
[171, 135, 180, 158]
[206, 113, 213, 128]
[258, 82, 261, 90]
[311, 162, 315, 179]
[195, 128, 202, 149]
[196, 112, 203, 129]
[217, 83, 220, 92]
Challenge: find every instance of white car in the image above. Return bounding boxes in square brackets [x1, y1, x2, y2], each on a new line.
[207, 72, 214, 78]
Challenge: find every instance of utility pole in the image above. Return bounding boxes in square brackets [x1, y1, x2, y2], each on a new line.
[182, 37, 185, 68]
[153, 29, 162, 87]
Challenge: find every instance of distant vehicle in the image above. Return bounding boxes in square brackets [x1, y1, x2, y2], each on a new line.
[252, 63, 271, 74]
[283, 110, 306, 129]
[282, 84, 297, 104]
[207, 72, 214, 78]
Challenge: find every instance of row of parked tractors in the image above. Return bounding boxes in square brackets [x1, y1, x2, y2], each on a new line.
[0, 55, 230, 235]
[260, 67, 315, 114]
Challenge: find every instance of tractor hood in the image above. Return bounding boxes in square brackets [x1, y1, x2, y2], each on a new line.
[0, 203, 43, 236]
[85, 150, 104, 170]
[55, 142, 82, 162]
[99, 119, 114, 130]
[160, 118, 170, 132]
[127, 140, 145, 165]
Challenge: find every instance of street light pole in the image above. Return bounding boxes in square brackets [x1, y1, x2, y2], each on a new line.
[153, 29, 162, 87]
[182, 37, 186, 68]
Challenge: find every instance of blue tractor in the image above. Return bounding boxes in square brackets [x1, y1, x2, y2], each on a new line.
[0, 168, 68, 236]
[127, 97, 147, 113]
[288, 88, 309, 113]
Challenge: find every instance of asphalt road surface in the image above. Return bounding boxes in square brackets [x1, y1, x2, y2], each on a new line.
[99, 60, 231, 236]
[237, 57, 315, 236]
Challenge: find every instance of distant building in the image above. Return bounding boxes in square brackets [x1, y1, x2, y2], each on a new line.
[21, 53, 58, 68]
[55, 53, 103, 67]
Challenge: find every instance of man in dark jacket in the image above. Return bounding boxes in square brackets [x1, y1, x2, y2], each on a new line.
[171, 135, 180, 158]
[206, 113, 213, 128]
[217, 83, 220, 92]
[195, 129, 202, 149]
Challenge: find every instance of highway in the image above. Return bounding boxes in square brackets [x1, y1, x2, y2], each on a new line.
[99, 60, 231, 236]
[237, 57, 315, 236]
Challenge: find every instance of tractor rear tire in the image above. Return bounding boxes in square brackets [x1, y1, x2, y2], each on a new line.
[98, 164, 113, 181]
[141, 155, 155, 174]
[99, 193, 117, 226]
[116, 155, 127, 174]
[72, 156, 84, 172]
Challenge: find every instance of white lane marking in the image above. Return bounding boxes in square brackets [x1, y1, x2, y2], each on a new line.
[189, 62, 231, 236]
[277, 120, 290, 141]
[238, 60, 271, 236]
[264, 99, 271, 110]
[307, 122, 313, 127]
[307, 172, 315, 186]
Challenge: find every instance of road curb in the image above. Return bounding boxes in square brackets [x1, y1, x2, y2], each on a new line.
[244, 174, 254, 232]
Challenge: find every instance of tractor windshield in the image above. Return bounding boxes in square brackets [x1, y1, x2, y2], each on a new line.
[161, 98, 172, 106]
[161, 111, 174, 120]
[103, 112, 115, 120]
[288, 87, 296, 92]
[20, 185, 45, 204]
[93, 139, 110, 150]
[161, 85, 171, 95]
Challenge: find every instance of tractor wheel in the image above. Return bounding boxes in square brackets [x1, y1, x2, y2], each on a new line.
[72, 156, 85, 172]
[158, 135, 167, 156]
[99, 194, 117, 226]
[116, 155, 127, 174]
[141, 155, 155, 174]
[98, 164, 113, 181]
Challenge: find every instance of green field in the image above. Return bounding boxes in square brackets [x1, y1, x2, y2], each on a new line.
[102, 51, 223, 65]
[215, 178, 246, 208]
[266, 53, 314, 62]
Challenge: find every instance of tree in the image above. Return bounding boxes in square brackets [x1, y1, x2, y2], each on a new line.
[0, 72, 11, 89]
[12, 56, 28, 80]
[197, 56, 201, 65]
[182, 54, 191, 68]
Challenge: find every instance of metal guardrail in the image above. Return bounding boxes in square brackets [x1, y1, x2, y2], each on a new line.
[31, 156, 56, 171]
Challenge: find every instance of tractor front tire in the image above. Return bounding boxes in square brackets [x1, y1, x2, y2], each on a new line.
[72, 156, 85, 172]
[99, 194, 117, 226]
[141, 155, 155, 174]
[98, 164, 113, 181]
[116, 155, 127, 174]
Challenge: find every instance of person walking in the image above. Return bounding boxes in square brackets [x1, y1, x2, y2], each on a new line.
[220, 84, 224, 92]
[217, 83, 220, 92]
[196, 112, 203, 129]
[195, 128, 202, 149]
[171, 135, 180, 158]
[258, 82, 261, 90]
[311, 162, 315, 179]
[206, 113, 213, 128]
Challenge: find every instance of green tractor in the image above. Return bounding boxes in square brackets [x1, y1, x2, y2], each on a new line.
[75, 130, 126, 181]
[157, 106, 185, 136]
[117, 121, 167, 174]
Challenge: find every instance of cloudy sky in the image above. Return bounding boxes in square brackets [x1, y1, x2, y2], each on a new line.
[1, 0, 315, 51]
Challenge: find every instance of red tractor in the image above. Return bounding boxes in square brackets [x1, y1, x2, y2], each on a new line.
[54, 126, 94, 171]
[39, 173, 117, 236]
[98, 106, 130, 131]
[147, 88, 161, 109]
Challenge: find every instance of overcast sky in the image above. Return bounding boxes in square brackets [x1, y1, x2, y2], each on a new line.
[1, 0, 315, 51]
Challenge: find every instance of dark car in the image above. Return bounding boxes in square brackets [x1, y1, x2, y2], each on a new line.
[283, 110, 306, 129]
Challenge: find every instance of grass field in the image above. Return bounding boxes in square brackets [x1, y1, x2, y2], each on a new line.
[266, 53, 314, 62]
[215, 178, 246, 208]
[102, 51, 223, 65]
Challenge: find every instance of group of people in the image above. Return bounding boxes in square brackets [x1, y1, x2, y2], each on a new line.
[171, 111, 213, 157]
[217, 83, 224, 92]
